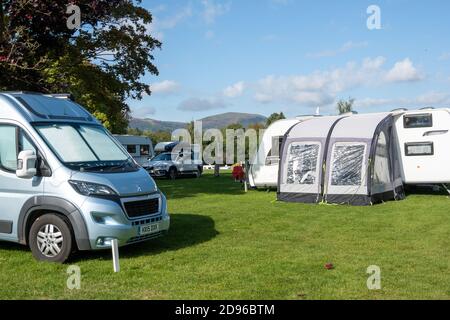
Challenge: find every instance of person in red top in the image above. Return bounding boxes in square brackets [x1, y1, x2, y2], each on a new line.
[232, 165, 245, 182]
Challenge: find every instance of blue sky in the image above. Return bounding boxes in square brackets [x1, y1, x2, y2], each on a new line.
[128, 0, 450, 122]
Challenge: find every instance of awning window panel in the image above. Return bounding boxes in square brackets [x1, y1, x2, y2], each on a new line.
[372, 132, 391, 192]
[286, 143, 320, 185]
[330, 144, 366, 186]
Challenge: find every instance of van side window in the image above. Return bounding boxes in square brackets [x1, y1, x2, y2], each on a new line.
[127, 145, 137, 154]
[140, 145, 150, 156]
[0, 125, 18, 171]
[404, 114, 433, 128]
[19, 130, 36, 154]
[0, 125, 37, 172]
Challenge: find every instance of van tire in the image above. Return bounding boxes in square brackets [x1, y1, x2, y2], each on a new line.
[29, 214, 74, 263]
[168, 167, 177, 180]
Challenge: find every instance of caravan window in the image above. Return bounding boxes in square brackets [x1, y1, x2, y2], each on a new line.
[140, 145, 150, 156]
[265, 136, 284, 166]
[285, 143, 320, 185]
[330, 144, 366, 186]
[404, 114, 433, 128]
[405, 142, 434, 156]
[126, 145, 137, 154]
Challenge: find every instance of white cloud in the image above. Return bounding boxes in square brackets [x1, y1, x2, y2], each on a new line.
[292, 91, 335, 106]
[355, 92, 450, 110]
[132, 106, 156, 119]
[223, 81, 245, 98]
[416, 91, 450, 105]
[148, 2, 230, 40]
[201, 0, 231, 24]
[151, 80, 180, 95]
[254, 92, 273, 104]
[149, 5, 193, 40]
[254, 57, 384, 106]
[362, 56, 386, 70]
[159, 6, 192, 29]
[385, 58, 423, 82]
[253, 57, 424, 108]
[354, 98, 397, 109]
[178, 97, 227, 111]
[307, 41, 368, 58]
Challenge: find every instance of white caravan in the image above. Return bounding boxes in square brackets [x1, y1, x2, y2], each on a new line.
[394, 108, 450, 185]
[114, 135, 154, 168]
[249, 117, 313, 188]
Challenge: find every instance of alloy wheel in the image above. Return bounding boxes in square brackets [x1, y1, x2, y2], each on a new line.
[36, 224, 64, 258]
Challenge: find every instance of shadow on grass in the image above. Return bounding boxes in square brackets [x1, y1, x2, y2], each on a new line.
[0, 241, 29, 253]
[405, 184, 449, 196]
[70, 213, 218, 262]
[158, 172, 245, 200]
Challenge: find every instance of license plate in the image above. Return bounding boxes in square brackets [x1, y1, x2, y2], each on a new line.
[139, 224, 159, 235]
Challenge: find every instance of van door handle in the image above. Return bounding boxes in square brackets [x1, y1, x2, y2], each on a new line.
[423, 130, 448, 137]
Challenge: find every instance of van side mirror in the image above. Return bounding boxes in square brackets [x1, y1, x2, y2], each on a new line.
[16, 150, 37, 179]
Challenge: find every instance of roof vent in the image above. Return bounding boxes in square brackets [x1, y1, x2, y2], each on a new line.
[44, 93, 74, 100]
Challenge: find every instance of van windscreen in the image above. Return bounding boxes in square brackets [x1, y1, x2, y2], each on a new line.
[35, 124, 129, 166]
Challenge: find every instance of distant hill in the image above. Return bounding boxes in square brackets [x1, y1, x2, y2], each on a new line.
[129, 118, 186, 132]
[129, 112, 267, 132]
[200, 112, 267, 129]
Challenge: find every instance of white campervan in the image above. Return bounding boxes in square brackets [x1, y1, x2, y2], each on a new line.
[394, 108, 450, 186]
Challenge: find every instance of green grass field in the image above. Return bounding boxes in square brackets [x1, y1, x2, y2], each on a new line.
[1, 171, 450, 300]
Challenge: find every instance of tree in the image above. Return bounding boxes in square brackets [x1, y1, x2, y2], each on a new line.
[127, 127, 143, 136]
[337, 98, 355, 115]
[186, 120, 195, 142]
[266, 112, 286, 127]
[147, 130, 172, 145]
[0, 1, 161, 133]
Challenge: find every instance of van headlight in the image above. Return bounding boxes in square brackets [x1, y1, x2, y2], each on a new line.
[69, 180, 117, 197]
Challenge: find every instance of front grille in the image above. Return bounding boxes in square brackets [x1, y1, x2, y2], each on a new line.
[124, 198, 159, 219]
[131, 215, 163, 226]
